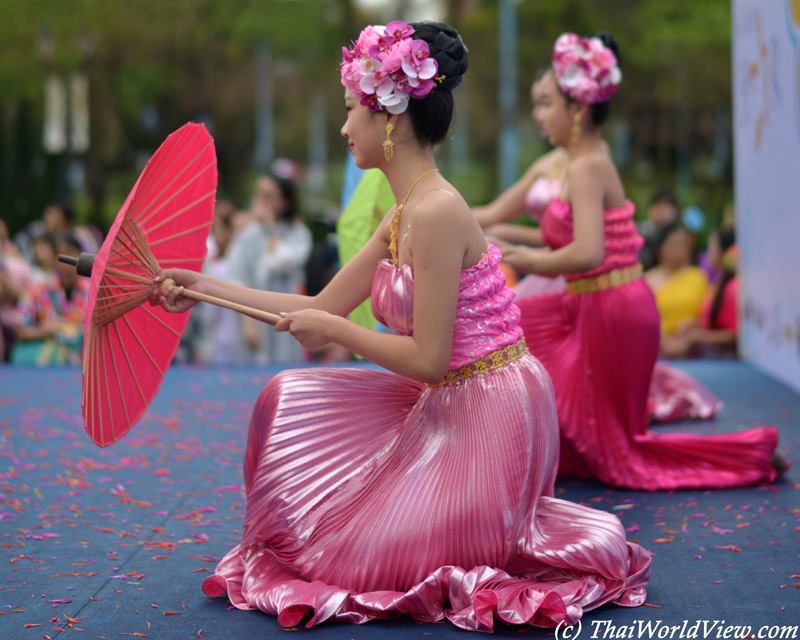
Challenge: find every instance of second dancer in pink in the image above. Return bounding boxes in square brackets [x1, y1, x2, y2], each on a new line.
[498, 32, 779, 491]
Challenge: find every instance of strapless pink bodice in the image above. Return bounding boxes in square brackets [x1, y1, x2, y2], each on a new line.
[540, 197, 643, 280]
[525, 176, 562, 222]
[371, 244, 523, 369]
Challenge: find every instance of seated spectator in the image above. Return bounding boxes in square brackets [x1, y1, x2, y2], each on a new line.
[227, 173, 311, 364]
[11, 233, 89, 366]
[30, 233, 59, 285]
[644, 221, 709, 354]
[0, 221, 33, 362]
[639, 188, 679, 270]
[14, 201, 100, 264]
[664, 227, 738, 359]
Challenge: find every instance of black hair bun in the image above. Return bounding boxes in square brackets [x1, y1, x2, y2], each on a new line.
[409, 21, 468, 90]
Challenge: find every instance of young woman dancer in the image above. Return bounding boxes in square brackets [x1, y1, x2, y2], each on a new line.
[476, 64, 720, 425]
[149, 21, 649, 632]
[498, 32, 780, 490]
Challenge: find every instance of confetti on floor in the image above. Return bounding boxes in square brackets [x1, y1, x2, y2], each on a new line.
[1, 360, 798, 638]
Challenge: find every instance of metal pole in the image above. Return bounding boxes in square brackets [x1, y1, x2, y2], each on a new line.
[449, 76, 468, 176]
[307, 91, 327, 195]
[255, 42, 274, 172]
[498, 0, 518, 190]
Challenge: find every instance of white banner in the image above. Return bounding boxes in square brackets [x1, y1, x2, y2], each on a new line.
[734, 0, 800, 393]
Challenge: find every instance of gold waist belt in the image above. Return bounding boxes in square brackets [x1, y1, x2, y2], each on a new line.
[428, 338, 528, 388]
[566, 263, 643, 296]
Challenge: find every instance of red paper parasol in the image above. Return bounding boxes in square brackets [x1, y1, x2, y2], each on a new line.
[61, 123, 279, 448]
[80, 123, 217, 447]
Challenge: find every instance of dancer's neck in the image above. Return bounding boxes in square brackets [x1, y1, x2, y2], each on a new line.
[567, 129, 604, 159]
[381, 146, 439, 206]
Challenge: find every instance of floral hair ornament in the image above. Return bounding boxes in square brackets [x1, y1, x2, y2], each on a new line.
[340, 21, 439, 114]
[551, 33, 621, 104]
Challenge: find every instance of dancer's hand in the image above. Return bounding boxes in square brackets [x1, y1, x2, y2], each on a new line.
[149, 268, 203, 314]
[486, 236, 513, 253]
[275, 309, 332, 350]
[499, 244, 537, 274]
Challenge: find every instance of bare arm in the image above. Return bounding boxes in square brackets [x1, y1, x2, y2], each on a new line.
[484, 223, 544, 247]
[497, 156, 607, 275]
[153, 213, 394, 319]
[688, 327, 737, 347]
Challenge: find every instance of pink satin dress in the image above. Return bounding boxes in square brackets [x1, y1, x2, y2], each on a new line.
[516, 178, 720, 423]
[203, 244, 651, 631]
[517, 198, 777, 490]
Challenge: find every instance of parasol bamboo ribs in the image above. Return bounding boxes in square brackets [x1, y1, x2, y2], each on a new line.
[60, 257, 282, 326]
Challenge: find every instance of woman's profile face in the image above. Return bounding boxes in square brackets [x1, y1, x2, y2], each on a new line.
[341, 90, 386, 169]
[534, 71, 575, 147]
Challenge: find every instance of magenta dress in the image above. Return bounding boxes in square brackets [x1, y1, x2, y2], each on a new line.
[515, 178, 720, 423]
[202, 245, 650, 631]
[517, 198, 777, 490]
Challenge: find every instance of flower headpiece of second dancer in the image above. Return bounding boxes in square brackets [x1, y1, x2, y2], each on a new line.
[551, 32, 621, 104]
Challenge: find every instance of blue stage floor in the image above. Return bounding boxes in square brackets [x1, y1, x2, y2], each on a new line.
[0, 360, 798, 639]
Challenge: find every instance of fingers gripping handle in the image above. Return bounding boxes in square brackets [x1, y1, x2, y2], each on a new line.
[158, 278, 281, 326]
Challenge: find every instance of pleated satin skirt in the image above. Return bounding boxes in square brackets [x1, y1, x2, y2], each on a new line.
[517, 279, 777, 491]
[203, 354, 651, 631]
[647, 362, 722, 423]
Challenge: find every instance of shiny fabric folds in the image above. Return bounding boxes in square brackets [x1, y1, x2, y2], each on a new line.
[647, 363, 722, 423]
[518, 197, 777, 490]
[204, 363, 650, 631]
[203, 246, 650, 631]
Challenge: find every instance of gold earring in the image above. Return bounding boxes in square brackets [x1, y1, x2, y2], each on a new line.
[384, 123, 394, 162]
[571, 112, 582, 145]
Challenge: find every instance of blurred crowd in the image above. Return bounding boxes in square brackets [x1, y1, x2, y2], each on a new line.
[0, 176, 740, 367]
[0, 167, 352, 366]
[0, 202, 98, 365]
[640, 189, 739, 359]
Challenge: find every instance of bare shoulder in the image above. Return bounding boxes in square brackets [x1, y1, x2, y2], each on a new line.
[568, 151, 615, 186]
[414, 187, 470, 226]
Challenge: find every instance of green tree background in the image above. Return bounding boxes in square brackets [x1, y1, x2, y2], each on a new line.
[0, 0, 733, 234]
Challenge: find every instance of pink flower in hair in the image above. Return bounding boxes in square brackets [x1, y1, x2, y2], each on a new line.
[408, 77, 435, 99]
[572, 78, 600, 104]
[360, 69, 394, 99]
[402, 40, 437, 83]
[385, 21, 414, 40]
[554, 32, 580, 54]
[551, 32, 621, 104]
[356, 26, 383, 57]
[340, 59, 362, 96]
[340, 21, 440, 113]
[381, 38, 412, 75]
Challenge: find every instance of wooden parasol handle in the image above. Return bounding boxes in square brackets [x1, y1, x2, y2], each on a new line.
[159, 278, 282, 326]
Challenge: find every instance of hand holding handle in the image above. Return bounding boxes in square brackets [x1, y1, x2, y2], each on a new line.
[158, 277, 281, 326]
